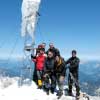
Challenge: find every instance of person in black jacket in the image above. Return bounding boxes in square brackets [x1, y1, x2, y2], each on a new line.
[43, 51, 56, 95]
[47, 43, 60, 58]
[54, 56, 66, 98]
[66, 50, 80, 97]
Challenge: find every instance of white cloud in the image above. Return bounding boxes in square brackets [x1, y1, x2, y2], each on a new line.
[95, 63, 100, 68]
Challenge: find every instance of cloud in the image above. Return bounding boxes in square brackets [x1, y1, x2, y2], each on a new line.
[62, 53, 100, 61]
[78, 54, 100, 61]
[95, 63, 100, 68]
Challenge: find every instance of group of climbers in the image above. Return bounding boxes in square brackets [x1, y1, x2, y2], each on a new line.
[31, 43, 80, 99]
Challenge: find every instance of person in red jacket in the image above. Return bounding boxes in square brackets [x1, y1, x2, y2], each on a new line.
[32, 44, 44, 84]
[32, 48, 47, 89]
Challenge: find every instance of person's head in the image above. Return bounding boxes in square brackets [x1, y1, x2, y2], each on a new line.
[49, 43, 54, 49]
[48, 51, 54, 58]
[38, 44, 42, 49]
[55, 56, 60, 62]
[72, 50, 77, 57]
[39, 48, 44, 54]
[42, 43, 46, 48]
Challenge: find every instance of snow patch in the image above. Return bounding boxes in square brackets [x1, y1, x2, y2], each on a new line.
[0, 76, 100, 100]
[21, 0, 41, 43]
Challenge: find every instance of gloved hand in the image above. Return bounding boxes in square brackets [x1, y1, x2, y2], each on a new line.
[60, 76, 65, 82]
[43, 74, 48, 78]
[31, 54, 36, 59]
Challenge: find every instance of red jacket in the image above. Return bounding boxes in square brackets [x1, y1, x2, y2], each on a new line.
[32, 54, 46, 70]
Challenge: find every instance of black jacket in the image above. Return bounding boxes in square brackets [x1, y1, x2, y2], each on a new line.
[47, 47, 60, 57]
[54, 58, 66, 76]
[66, 57, 80, 73]
[44, 57, 55, 73]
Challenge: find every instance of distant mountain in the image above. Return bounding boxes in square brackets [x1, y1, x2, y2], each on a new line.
[79, 60, 100, 96]
[0, 59, 100, 96]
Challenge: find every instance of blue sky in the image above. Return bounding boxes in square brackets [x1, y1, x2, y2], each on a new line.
[0, 0, 100, 60]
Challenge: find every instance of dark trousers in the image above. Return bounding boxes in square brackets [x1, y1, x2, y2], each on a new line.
[33, 66, 37, 83]
[44, 72, 56, 92]
[68, 72, 80, 96]
[33, 66, 37, 84]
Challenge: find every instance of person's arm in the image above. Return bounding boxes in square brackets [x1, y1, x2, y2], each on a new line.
[43, 58, 50, 78]
[70, 58, 80, 68]
[65, 58, 71, 65]
[31, 54, 37, 62]
[32, 59, 36, 62]
[44, 53, 47, 58]
[74, 58, 80, 66]
[43, 58, 47, 74]
[61, 65, 66, 77]
[61, 60, 66, 77]
[31, 54, 36, 59]
[59, 60, 66, 82]
[43, 55, 47, 70]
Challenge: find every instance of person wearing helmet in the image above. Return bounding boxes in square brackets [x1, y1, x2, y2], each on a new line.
[32, 48, 47, 89]
[36, 44, 43, 55]
[31, 44, 43, 84]
[65, 50, 80, 98]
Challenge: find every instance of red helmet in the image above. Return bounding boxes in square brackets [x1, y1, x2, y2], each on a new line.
[38, 44, 42, 48]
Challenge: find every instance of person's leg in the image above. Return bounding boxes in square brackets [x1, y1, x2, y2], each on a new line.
[37, 70, 42, 88]
[44, 74, 51, 95]
[68, 74, 73, 96]
[39, 70, 43, 80]
[33, 65, 37, 84]
[56, 75, 64, 96]
[59, 76, 64, 92]
[50, 74, 56, 94]
[40, 70, 44, 80]
[56, 74, 60, 94]
[74, 73, 80, 96]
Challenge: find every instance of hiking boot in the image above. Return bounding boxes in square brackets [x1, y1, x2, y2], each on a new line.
[51, 90, 54, 94]
[56, 91, 63, 96]
[45, 88, 49, 95]
[46, 91, 49, 95]
[76, 93, 80, 100]
[51, 88, 55, 94]
[38, 80, 42, 86]
[37, 86, 42, 89]
[76, 96, 80, 100]
[68, 90, 73, 96]
[57, 91, 63, 99]
[76, 92, 80, 97]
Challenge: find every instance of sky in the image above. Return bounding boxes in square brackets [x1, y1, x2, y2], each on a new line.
[0, 0, 100, 60]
